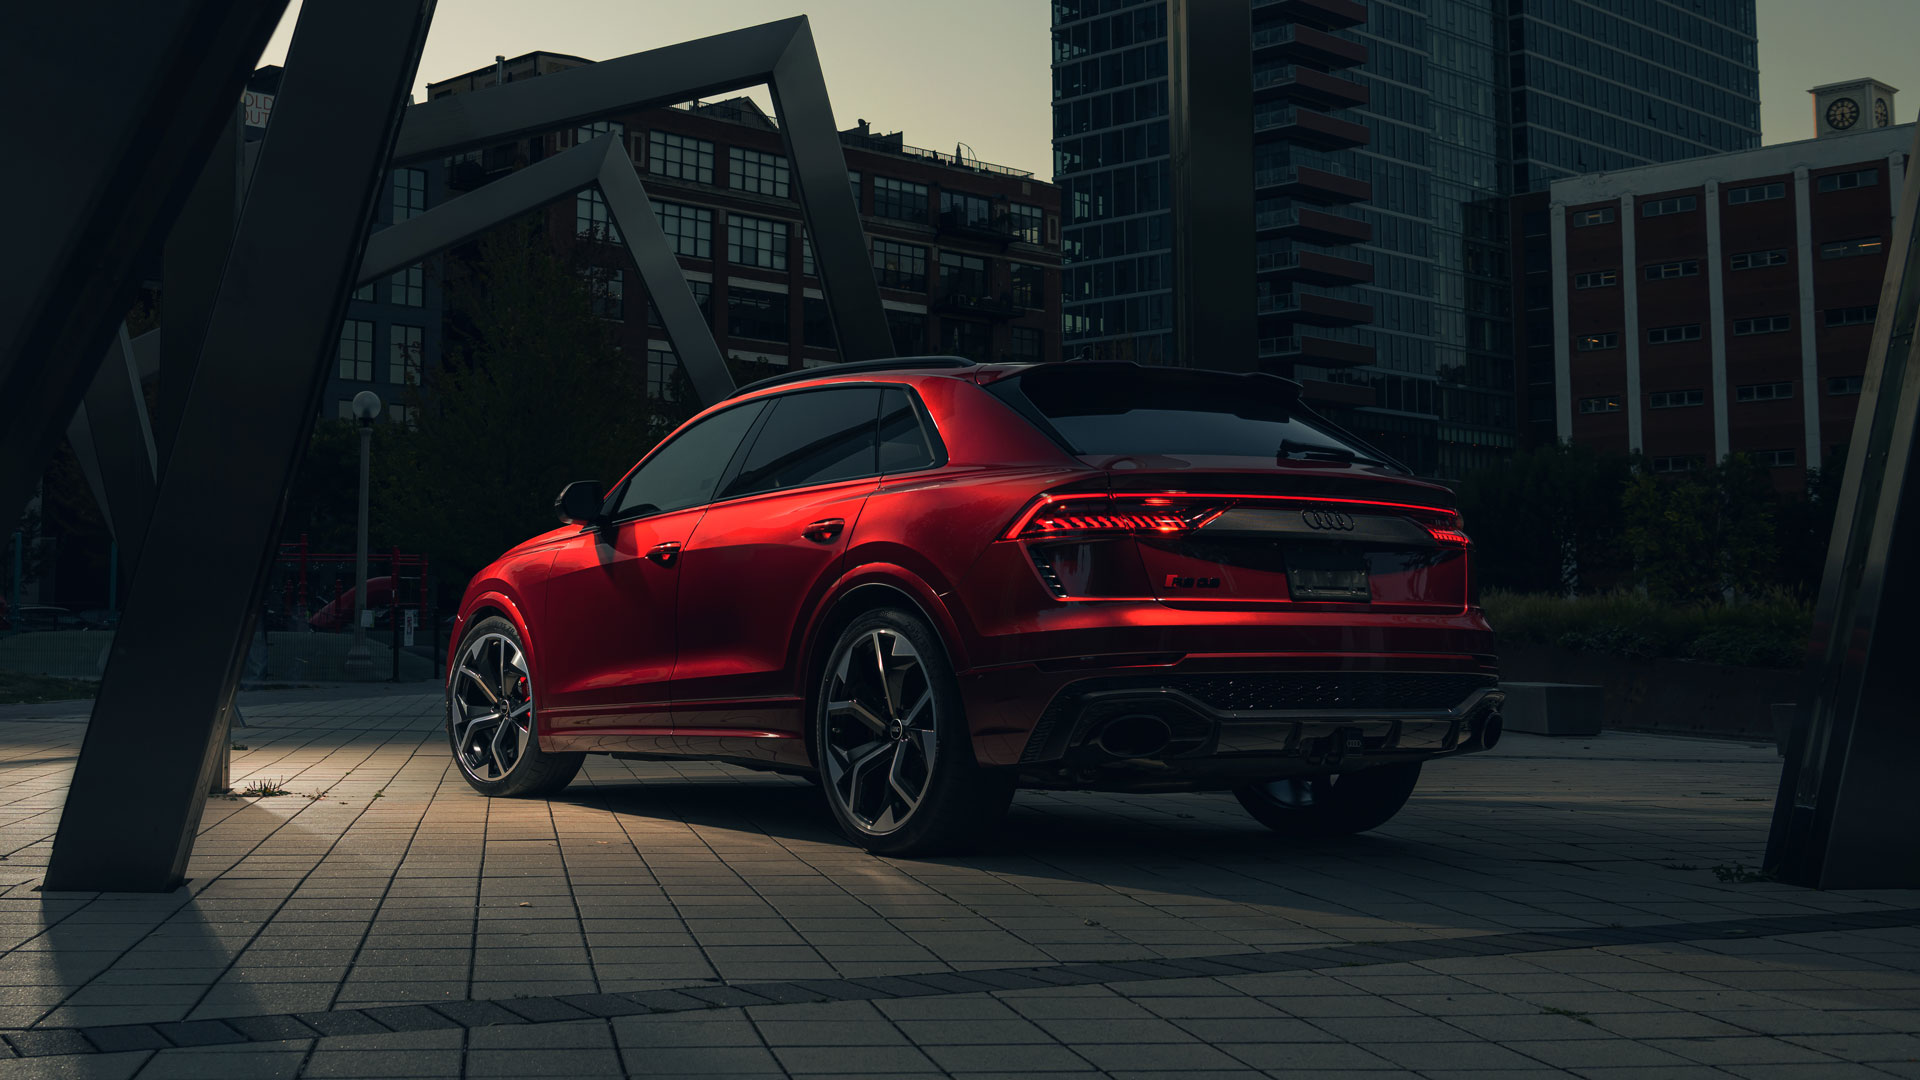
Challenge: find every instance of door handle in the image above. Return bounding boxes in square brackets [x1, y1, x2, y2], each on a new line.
[801, 518, 845, 543]
[646, 541, 682, 567]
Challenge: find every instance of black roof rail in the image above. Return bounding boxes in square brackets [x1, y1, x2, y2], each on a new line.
[725, 356, 977, 398]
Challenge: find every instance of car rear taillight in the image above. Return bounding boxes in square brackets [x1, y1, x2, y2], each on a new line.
[1424, 514, 1471, 547]
[1007, 495, 1227, 540]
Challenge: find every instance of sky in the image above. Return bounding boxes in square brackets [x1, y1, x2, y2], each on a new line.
[256, 0, 1920, 181]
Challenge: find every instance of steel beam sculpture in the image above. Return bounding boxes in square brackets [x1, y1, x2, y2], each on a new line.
[0, 1, 289, 536]
[1167, 0, 1255, 370]
[1766, 124, 1920, 889]
[31, 10, 887, 890]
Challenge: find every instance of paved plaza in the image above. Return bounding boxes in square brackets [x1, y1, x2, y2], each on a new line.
[1, 687, 1916, 1079]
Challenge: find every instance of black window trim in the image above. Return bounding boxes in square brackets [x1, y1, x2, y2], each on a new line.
[599, 397, 770, 526]
[603, 381, 949, 525]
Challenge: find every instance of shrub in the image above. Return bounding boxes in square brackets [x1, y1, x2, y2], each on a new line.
[1482, 590, 1810, 669]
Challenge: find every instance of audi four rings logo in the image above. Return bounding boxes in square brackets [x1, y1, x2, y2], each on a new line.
[1302, 510, 1356, 531]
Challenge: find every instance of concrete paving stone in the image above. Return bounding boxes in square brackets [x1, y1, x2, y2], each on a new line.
[301, 1049, 463, 1078]
[133, 1047, 310, 1080]
[4, 1030, 97, 1057]
[772, 1045, 941, 1074]
[462, 1048, 626, 1076]
[0, 1050, 152, 1079]
[616, 1044, 783, 1074]
[919, 1043, 1097, 1072]
[1359, 1039, 1560, 1070]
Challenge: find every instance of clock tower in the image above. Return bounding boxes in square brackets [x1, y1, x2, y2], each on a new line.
[1810, 78, 1898, 139]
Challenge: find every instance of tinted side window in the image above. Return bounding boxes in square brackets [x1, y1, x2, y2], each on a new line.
[724, 387, 880, 498]
[614, 400, 765, 517]
[878, 388, 936, 472]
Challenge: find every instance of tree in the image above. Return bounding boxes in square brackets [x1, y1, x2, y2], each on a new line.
[375, 219, 694, 590]
[1454, 443, 1632, 595]
[1622, 454, 1778, 605]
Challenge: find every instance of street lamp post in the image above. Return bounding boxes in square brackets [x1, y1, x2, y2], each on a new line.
[343, 390, 383, 676]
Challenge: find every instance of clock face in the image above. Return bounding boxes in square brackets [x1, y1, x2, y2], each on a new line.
[1827, 97, 1860, 130]
[1876, 98, 1890, 126]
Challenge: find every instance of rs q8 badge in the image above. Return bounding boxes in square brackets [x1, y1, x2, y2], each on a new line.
[1165, 575, 1222, 589]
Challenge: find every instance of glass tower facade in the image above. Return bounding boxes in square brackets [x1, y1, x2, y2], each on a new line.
[1051, 0, 1758, 479]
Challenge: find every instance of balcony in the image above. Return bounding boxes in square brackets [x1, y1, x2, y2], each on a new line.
[1259, 334, 1376, 367]
[1252, 64, 1369, 110]
[1253, 164, 1372, 205]
[1258, 291, 1374, 327]
[1253, 0, 1366, 30]
[1255, 207, 1372, 245]
[1257, 249, 1374, 286]
[935, 290, 1021, 318]
[1255, 107, 1370, 150]
[1251, 24, 1367, 70]
[937, 207, 1018, 246]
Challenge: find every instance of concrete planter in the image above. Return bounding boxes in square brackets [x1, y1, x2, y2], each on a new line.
[1498, 641, 1797, 741]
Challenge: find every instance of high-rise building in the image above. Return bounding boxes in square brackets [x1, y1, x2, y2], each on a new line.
[1051, 0, 1759, 479]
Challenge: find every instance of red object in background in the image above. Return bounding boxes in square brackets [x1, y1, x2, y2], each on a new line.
[307, 575, 397, 631]
[449, 361, 1504, 850]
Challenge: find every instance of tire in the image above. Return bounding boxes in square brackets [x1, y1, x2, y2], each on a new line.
[447, 615, 583, 797]
[814, 607, 1013, 855]
[1233, 762, 1422, 839]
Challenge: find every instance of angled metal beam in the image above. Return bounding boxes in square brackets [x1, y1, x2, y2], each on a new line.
[1766, 124, 1920, 890]
[65, 324, 158, 575]
[0, 0, 289, 532]
[158, 108, 246, 473]
[44, 0, 437, 894]
[358, 134, 733, 404]
[1167, 0, 1255, 370]
[391, 16, 890, 363]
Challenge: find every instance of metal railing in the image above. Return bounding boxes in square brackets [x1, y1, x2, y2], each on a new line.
[673, 98, 1036, 178]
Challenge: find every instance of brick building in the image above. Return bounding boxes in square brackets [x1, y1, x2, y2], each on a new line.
[1512, 86, 1910, 488]
[425, 52, 1062, 404]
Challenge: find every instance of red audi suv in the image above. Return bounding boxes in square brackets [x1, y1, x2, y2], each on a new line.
[446, 359, 1503, 853]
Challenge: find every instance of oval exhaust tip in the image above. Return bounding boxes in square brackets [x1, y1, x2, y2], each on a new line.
[1095, 714, 1173, 758]
[1480, 711, 1503, 750]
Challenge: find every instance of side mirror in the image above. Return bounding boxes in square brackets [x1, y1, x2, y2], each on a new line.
[555, 480, 606, 526]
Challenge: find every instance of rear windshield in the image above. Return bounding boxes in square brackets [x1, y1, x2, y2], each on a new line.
[989, 365, 1381, 463]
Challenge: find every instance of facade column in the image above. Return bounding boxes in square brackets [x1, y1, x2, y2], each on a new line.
[1705, 180, 1730, 461]
[1620, 194, 1642, 454]
[1793, 166, 1821, 470]
[1550, 203, 1572, 442]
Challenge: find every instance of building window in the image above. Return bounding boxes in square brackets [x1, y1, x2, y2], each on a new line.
[848, 171, 862, 208]
[888, 309, 927, 352]
[353, 282, 375, 302]
[1730, 249, 1788, 271]
[648, 131, 714, 184]
[647, 280, 712, 328]
[1574, 269, 1617, 289]
[802, 296, 835, 348]
[338, 319, 374, 381]
[1644, 260, 1700, 280]
[388, 403, 418, 429]
[337, 400, 355, 419]
[729, 146, 790, 198]
[388, 324, 423, 384]
[1825, 305, 1879, 326]
[646, 347, 680, 401]
[585, 267, 624, 320]
[1579, 395, 1623, 414]
[727, 213, 789, 271]
[1009, 204, 1045, 244]
[873, 239, 928, 291]
[941, 319, 990, 361]
[1646, 324, 1702, 345]
[873, 176, 929, 222]
[1732, 315, 1791, 335]
[1726, 181, 1785, 205]
[1010, 326, 1042, 361]
[576, 189, 621, 244]
[1571, 207, 1615, 227]
[1817, 169, 1879, 192]
[1648, 389, 1704, 409]
[391, 168, 426, 222]
[801, 233, 815, 277]
[576, 119, 624, 144]
[1735, 382, 1794, 403]
[390, 264, 424, 307]
[653, 201, 712, 259]
[1575, 332, 1619, 351]
[1641, 195, 1697, 217]
[938, 251, 987, 298]
[941, 191, 994, 229]
[1753, 448, 1798, 467]
[1010, 263, 1043, 308]
[1829, 375, 1865, 395]
[1651, 456, 1699, 473]
[726, 285, 787, 342]
[1821, 237, 1883, 259]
